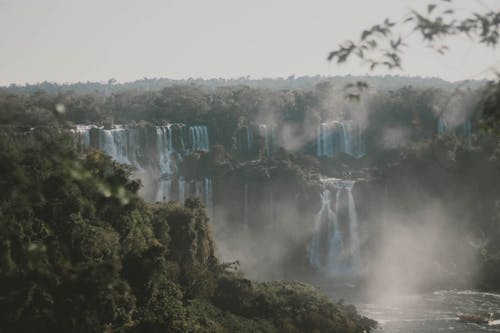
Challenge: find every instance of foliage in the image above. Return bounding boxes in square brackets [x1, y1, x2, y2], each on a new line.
[328, 1, 500, 71]
[328, 0, 500, 132]
[0, 131, 376, 332]
[213, 277, 377, 333]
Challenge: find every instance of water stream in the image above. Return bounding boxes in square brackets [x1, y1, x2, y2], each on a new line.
[326, 287, 500, 333]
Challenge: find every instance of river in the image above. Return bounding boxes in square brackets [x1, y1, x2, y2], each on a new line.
[326, 287, 500, 332]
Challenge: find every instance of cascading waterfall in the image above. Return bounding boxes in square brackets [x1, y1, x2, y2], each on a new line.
[178, 176, 186, 203]
[74, 124, 92, 148]
[189, 125, 209, 152]
[244, 124, 277, 156]
[346, 185, 362, 275]
[308, 189, 343, 271]
[309, 178, 362, 276]
[258, 124, 277, 155]
[101, 127, 128, 164]
[204, 178, 214, 219]
[317, 121, 365, 158]
[72, 124, 214, 213]
[156, 179, 173, 202]
[156, 125, 177, 176]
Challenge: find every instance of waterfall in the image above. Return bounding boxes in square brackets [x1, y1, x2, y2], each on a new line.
[257, 124, 277, 156]
[179, 125, 186, 151]
[244, 123, 277, 157]
[74, 124, 92, 148]
[346, 186, 362, 275]
[156, 179, 173, 202]
[309, 189, 343, 271]
[101, 129, 118, 162]
[127, 127, 141, 165]
[205, 178, 214, 220]
[340, 121, 351, 155]
[317, 121, 365, 158]
[156, 125, 177, 176]
[189, 125, 209, 152]
[101, 126, 131, 164]
[309, 178, 362, 276]
[178, 176, 186, 204]
[71, 124, 214, 212]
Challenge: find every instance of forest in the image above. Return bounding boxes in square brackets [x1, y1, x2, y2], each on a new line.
[1, 74, 499, 332]
[0, 126, 376, 332]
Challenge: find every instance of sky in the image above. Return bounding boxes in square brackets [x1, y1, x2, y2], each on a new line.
[1, 0, 499, 85]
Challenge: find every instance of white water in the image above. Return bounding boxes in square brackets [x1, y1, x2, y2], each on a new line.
[309, 190, 342, 270]
[101, 126, 130, 164]
[258, 124, 277, 156]
[317, 121, 365, 158]
[72, 124, 214, 212]
[309, 179, 362, 277]
[205, 178, 214, 219]
[347, 186, 362, 275]
[355, 291, 500, 333]
[74, 124, 93, 147]
[189, 125, 209, 152]
[245, 124, 277, 156]
[156, 125, 177, 176]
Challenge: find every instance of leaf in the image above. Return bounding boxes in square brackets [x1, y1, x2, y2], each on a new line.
[361, 30, 371, 40]
[390, 37, 403, 50]
[327, 51, 338, 61]
[428, 4, 437, 14]
[367, 40, 378, 48]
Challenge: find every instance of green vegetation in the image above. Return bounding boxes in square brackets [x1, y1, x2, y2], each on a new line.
[0, 129, 376, 332]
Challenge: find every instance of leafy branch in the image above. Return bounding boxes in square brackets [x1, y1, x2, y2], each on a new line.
[328, 0, 500, 132]
[328, 0, 500, 71]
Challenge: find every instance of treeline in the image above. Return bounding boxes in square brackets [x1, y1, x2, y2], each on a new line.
[0, 129, 376, 332]
[1, 75, 477, 96]
[0, 81, 484, 153]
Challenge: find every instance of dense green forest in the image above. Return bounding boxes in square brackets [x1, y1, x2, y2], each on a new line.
[0, 129, 376, 332]
[1, 76, 500, 331]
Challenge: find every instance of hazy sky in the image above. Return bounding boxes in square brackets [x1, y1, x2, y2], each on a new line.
[1, 0, 499, 85]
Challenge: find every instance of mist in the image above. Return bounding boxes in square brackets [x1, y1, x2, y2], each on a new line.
[365, 203, 478, 300]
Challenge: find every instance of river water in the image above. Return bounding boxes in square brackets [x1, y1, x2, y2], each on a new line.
[326, 288, 500, 333]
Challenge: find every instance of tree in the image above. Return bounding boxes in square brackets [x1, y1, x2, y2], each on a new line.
[327, 0, 500, 132]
